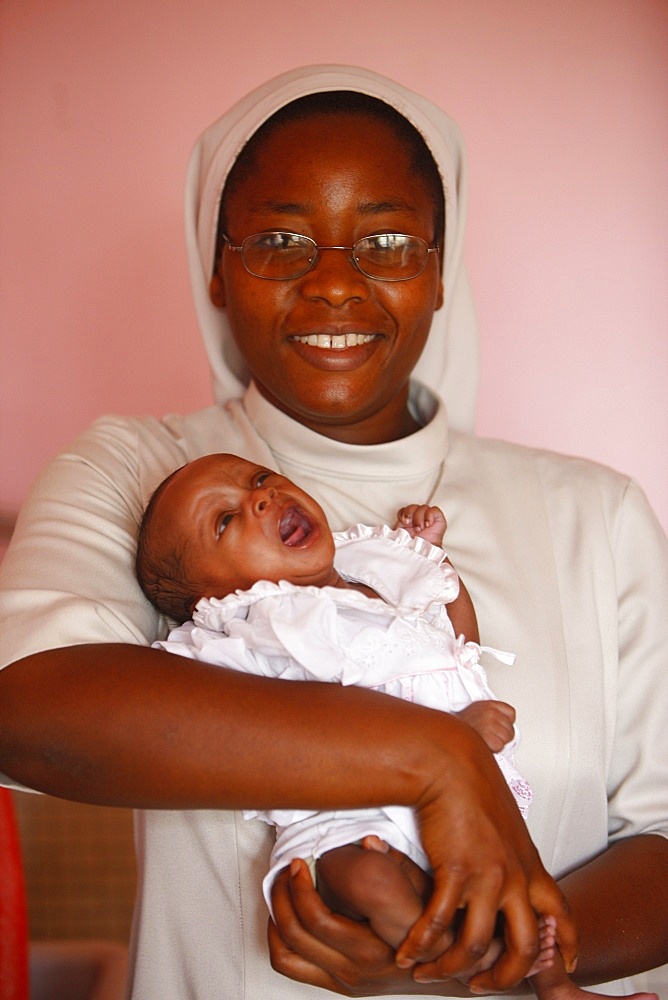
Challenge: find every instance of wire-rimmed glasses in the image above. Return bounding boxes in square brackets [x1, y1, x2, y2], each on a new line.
[222, 231, 439, 281]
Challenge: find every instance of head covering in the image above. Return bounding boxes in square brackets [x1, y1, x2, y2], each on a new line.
[185, 64, 478, 431]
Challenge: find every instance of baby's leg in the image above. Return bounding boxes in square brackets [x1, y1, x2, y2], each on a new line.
[315, 839, 432, 948]
[530, 941, 657, 1000]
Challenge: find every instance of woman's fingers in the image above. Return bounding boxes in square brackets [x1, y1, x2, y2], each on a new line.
[401, 864, 538, 989]
[267, 916, 343, 993]
[462, 891, 539, 992]
[529, 877, 579, 975]
[269, 860, 409, 995]
[394, 870, 462, 968]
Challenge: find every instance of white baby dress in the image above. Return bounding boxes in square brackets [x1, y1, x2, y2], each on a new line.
[155, 524, 532, 909]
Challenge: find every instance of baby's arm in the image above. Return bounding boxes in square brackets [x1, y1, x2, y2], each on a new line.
[394, 503, 480, 643]
[456, 701, 516, 753]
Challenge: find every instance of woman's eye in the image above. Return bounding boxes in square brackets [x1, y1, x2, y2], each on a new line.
[258, 233, 301, 250]
[216, 513, 234, 537]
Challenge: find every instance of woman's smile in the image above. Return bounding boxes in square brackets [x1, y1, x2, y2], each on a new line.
[286, 330, 383, 370]
[290, 332, 377, 349]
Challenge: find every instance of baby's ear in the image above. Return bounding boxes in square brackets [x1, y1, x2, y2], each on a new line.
[209, 272, 226, 308]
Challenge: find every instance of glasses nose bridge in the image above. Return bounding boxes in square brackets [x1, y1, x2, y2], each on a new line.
[306, 243, 365, 282]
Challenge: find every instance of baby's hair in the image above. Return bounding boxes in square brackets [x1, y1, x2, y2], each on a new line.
[136, 468, 202, 624]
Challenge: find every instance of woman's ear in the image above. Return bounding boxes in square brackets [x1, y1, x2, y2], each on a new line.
[435, 276, 444, 311]
[209, 271, 226, 308]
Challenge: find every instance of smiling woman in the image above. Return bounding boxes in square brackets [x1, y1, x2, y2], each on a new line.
[0, 65, 666, 1000]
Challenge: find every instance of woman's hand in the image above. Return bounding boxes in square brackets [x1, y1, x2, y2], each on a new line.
[269, 722, 577, 995]
[395, 733, 577, 992]
[269, 860, 464, 996]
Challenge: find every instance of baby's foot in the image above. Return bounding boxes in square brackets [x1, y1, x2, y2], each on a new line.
[527, 914, 556, 977]
[532, 980, 658, 1000]
[530, 925, 658, 1000]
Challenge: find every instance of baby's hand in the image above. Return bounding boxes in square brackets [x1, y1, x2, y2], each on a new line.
[394, 504, 447, 547]
[455, 701, 516, 753]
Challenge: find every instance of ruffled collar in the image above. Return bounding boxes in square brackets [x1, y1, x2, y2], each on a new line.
[194, 522, 458, 630]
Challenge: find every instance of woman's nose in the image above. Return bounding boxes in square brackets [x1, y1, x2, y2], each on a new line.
[298, 248, 369, 306]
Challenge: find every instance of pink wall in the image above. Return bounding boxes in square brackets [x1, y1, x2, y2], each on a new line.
[2, 0, 667, 530]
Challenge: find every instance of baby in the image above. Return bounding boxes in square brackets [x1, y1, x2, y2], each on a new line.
[136, 452, 642, 1000]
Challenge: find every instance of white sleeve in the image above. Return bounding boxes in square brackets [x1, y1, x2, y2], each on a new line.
[0, 416, 188, 670]
[607, 479, 668, 842]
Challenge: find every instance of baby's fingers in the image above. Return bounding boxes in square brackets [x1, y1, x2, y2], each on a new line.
[395, 504, 420, 528]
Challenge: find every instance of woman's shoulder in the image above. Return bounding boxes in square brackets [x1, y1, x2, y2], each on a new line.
[445, 430, 664, 564]
[78, 402, 245, 462]
[52, 399, 260, 505]
[448, 429, 637, 504]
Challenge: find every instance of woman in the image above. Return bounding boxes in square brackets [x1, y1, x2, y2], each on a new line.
[0, 66, 666, 999]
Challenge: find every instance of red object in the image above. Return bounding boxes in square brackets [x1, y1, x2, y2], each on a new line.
[0, 787, 29, 1000]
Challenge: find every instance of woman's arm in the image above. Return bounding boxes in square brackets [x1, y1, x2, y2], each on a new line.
[559, 834, 668, 985]
[0, 641, 574, 989]
[0, 642, 498, 810]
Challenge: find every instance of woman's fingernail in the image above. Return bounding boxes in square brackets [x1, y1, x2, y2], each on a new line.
[567, 956, 578, 974]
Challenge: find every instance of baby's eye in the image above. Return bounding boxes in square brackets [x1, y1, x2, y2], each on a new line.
[255, 471, 272, 487]
[216, 512, 235, 537]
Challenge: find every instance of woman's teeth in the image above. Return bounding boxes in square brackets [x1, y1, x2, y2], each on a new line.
[293, 333, 375, 350]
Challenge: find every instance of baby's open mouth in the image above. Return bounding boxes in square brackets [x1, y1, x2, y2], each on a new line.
[279, 506, 315, 547]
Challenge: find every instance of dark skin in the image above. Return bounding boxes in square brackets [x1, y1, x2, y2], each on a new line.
[0, 107, 665, 996]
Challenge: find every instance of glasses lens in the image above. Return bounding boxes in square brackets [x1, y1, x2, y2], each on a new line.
[241, 233, 315, 279]
[354, 235, 428, 280]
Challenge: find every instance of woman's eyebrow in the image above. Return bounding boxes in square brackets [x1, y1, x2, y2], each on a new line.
[251, 200, 314, 216]
[358, 199, 418, 216]
[249, 198, 418, 218]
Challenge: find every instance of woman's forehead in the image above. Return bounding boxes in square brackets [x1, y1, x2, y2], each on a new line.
[224, 114, 437, 222]
[236, 112, 418, 180]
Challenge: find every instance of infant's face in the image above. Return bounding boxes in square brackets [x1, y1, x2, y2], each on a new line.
[155, 454, 337, 598]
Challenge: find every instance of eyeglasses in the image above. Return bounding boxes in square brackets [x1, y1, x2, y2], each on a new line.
[221, 232, 439, 282]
